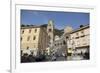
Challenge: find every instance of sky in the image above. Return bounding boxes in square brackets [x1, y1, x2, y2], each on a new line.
[21, 10, 89, 30]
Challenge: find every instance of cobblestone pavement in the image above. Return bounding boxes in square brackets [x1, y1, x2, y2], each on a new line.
[46, 55, 84, 61]
[56, 56, 67, 61]
[67, 55, 84, 61]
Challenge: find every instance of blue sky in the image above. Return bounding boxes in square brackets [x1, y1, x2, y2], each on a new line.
[21, 10, 89, 30]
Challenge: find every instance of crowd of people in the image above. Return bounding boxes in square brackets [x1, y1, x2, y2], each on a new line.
[21, 53, 47, 63]
[21, 50, 89, 63]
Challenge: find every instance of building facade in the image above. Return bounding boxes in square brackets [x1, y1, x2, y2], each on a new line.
[21, 26, 48, 56]
[21, 20, 54, 56]
[65, 25, 90, 56]
[53, 25, 90, 60]
[53, 35, 67, 57]
[21, 19, 90, 60]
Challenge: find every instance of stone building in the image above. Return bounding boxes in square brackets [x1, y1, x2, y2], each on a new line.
[53, 25, 90, 59]
[21, 20, 55, 56]
[64, 25, 90, 56]
[21, 25, 48, 56]
[53, 35, 67, 57]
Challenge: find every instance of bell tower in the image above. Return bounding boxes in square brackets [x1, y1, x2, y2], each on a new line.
[47, 20, 54, 47]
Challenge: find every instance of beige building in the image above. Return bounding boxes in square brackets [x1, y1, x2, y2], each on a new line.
[65, 25, 90, 55]
[21, 25, 48, 56]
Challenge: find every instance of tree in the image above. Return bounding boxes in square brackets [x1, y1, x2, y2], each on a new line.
[80, 25, 84, 28]
[21, 24, 25, 27]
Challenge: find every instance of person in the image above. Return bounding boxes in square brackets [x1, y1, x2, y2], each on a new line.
[52, 54, 56, 61]
[21, 53, 28, 63]
[84, 51, 89, 59]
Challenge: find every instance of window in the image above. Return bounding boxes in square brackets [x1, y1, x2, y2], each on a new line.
[29, 29, 31, 33]
[27, 36, 30, 41]
[63, 40, 66, 45]
[22, 30, 24, 34]
[33, 36, 36, 40]
[69, 48, 71, 50]
[76, 32, 79, 36]
[75, 37, 79, 39]
[66, 36, 69, 39]
[81, 35, 85, 37]
[81, 30, 85, 37]
[75, 32, 79, 39]
[49, 29, 52, 32]
[35, 29, 37, 33]
[27, 46, 29, 49]
[21, 50, 23, 55]
[21, 37, 22, 41]
[81, 30, 84, 34]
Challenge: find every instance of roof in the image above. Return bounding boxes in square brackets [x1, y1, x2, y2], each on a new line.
[21, 24, 47, 29]
[71, 24, 89, 34]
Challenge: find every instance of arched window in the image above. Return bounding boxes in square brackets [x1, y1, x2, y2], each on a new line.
[27, 46, 29, 49]
[63, 40, 66, 45]
[22, 30, 24, 34]
[21, 37, 22, 41]
[66, 36, 69, 39]
[33, 36, 36, 40]
[35, 29, 37, 33]
[49, 29, 52, 32]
